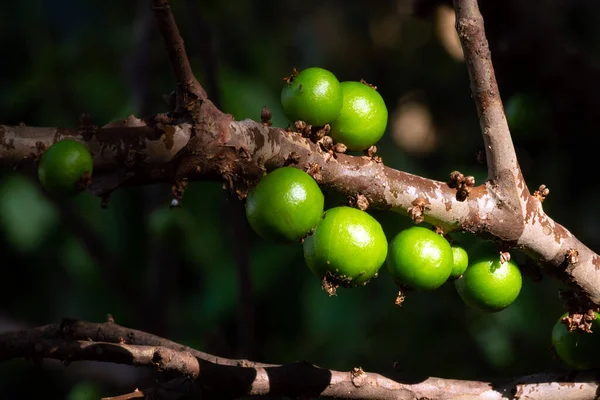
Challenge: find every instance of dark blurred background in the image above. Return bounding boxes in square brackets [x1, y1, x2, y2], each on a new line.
[0, 0, 598, 398]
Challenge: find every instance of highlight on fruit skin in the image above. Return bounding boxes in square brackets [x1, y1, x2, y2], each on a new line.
[280, 67, 343, 126]
[551, 312, 600, 370]
[245, 167, 324, 243]
[330, 80, 388, 151]
[37, 139, 94, 198]
[454, 252, 522, 313]
[303, 206, 387, 295]
[386, 226, 453, 291]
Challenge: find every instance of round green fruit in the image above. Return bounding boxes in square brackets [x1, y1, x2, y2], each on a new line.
[330, 81, 388, 151]
[387, 226, 453, 291]
[246, 167, 324, 243]
[37, 139, 94, 198]
[280, 67, 343, 126]
[303, 206, 387, 292]
[455, 254, 522, 312]
[552, 312, 600, 370]
[449, 244, 469, 279]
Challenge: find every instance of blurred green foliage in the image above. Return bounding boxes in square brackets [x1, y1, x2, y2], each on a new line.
[0, 0, 594, 398]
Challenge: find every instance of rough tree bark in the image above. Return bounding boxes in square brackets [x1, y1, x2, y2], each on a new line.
[0, 0, 598, 399]
[2, 319, 599, 400]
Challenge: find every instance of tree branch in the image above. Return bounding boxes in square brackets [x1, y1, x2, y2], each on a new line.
[1, 320, 598, 400]
[7, 338, 200, 378]
[452, 0, 600, 305]
[0, 318, 273, 368]
[152, 0, 207, 109]
[3, 105, 600, 303]
[0, 0, 598, 308]
[453, 0, 520, 182]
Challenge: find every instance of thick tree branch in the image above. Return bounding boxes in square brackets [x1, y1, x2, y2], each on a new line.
[3, 107, 600, 303]
[152, 0, 207, 109]
[1, 320, 598, 400]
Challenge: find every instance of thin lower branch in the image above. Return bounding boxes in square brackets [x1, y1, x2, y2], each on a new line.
[0, 319, 273, 368]
[102, 389, 146, 400]
[18, 339, 199, 377]
[1, 320, 598, 400]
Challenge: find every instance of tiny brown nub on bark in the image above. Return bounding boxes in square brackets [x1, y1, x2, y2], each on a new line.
[260, 106, 272, 126]
[449, 170, 465, 186]
[319, 136, 334, 152]
[533, 184, 550, 202]
[333, 143, 347, 153]
[313, 124, 330, 140]
[350, 194, 369, 211]
[294, 120, 307, 133]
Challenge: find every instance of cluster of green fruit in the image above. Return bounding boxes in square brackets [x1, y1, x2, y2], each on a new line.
[281, 67, 388, 151]
[245, 166, 523, 311]
[37, 139, 94, 198]
[33, 75, 599, 373]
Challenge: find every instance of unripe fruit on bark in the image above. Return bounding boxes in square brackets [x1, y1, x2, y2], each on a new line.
[303, 206, 387, 293]
[281, 67, 343, 126]
[245, 167, 324, 243]
[387, 226, 453, 291]
[37, 139, 93, 198]
[455, 254, 522, 312]
[552, 312, 600, 370]
[330, 81, 388, 151]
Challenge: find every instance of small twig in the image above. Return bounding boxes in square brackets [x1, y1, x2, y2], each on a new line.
[152, 0, 207, 110]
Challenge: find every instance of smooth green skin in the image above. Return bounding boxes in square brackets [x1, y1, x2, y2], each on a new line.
[387, 226, 453, 291]
[330, 81, 388, 151]
[455, 256, 522, 312]
[38, 139, 93, 198]
[303, 206, 387, 286]
[246, 167, 324, 243]
[280, 67, 343, 126]
[552, 312, 600, 370]
[450, 244, 469, 279]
